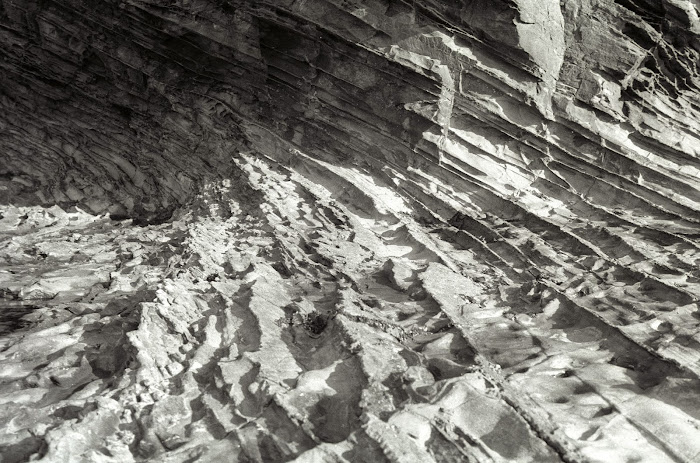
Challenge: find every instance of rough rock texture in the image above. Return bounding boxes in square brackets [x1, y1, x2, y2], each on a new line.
[1, 0, 700, 462]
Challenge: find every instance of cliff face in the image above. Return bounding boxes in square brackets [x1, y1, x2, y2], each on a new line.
[1, 1, 700, 462]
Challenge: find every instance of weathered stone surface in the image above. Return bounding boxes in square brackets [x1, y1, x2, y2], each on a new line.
[1, 0, 699, 462]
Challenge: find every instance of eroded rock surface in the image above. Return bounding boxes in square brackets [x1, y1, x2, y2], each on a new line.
[1, 1, 700, 462]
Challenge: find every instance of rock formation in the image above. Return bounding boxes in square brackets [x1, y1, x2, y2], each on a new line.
[1, 0, 699, 461]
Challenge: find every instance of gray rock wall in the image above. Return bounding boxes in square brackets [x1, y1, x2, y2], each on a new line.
[1, 1, 700, 462]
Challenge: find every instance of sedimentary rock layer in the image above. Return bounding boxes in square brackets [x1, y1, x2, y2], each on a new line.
[1, 0, 699, 462]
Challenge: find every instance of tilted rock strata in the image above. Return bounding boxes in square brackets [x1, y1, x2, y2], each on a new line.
[0, 0, 700, 462]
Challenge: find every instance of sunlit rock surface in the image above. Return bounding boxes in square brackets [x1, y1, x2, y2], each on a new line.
[1, 1, 700, 462]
